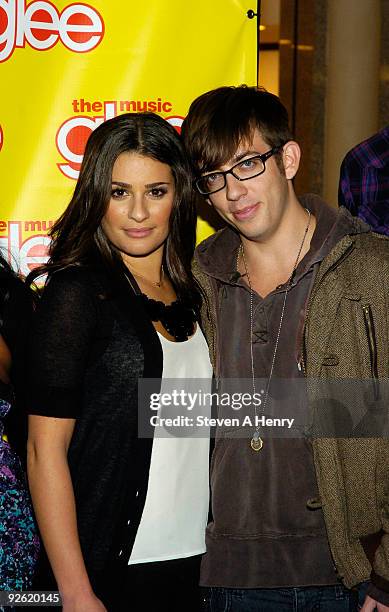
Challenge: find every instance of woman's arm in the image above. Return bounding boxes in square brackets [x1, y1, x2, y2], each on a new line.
[27, 415, 107, 612]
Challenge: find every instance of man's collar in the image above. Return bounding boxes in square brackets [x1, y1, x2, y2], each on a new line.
[195, 225, 241, 283]
[195, 194, 370, 282]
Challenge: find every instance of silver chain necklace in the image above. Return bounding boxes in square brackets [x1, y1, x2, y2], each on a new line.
[239, 208, 312, 451]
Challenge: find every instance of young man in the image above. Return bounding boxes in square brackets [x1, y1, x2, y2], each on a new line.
[338, 126, 389, 236]
[182, 86, 389, 611]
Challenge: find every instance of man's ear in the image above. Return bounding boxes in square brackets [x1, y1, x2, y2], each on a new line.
[281, 141, 301, 180]
[206, 197, 213, 207]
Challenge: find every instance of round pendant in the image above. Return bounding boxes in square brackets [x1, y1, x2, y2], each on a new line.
[250, 432, 263, 452]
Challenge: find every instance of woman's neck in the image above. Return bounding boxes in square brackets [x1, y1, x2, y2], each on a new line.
[122, 248, 164, 286]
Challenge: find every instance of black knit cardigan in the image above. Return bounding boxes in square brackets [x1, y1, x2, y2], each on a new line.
[28, 255, 162, 600]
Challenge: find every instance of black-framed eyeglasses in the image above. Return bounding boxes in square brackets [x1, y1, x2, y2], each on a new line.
[194, 146, 283, 195]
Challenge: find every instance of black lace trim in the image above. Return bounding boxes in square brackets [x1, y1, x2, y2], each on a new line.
[137, 294, 197, 342]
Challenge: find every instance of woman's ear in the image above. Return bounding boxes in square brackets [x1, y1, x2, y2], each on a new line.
[281, 141, 301, 180]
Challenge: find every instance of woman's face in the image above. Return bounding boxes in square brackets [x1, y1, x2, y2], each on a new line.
[101, 152, 175, 259]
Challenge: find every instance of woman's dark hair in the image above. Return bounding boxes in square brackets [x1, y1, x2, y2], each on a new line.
[0, 251, 17, 279]
[182, 85, 293, 174]
[0, 251, 19, 328]
[28, 113, 198, 302]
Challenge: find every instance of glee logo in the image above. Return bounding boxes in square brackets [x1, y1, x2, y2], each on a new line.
[56, 101, 184, 180]
[0, 124, 3, 151]
[0, 0, 104, 62]
[56, 101, 117, 180]
[0, 220, 51, 277]
[165, 115, 184, 134]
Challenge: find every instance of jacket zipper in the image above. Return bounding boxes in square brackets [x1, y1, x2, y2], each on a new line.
[362, 304, 380, 400]
[299, 244, 354, 377]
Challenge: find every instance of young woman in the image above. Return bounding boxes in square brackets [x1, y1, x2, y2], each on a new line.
[27, 113, 212, 612]
[0, 252, 40, 594]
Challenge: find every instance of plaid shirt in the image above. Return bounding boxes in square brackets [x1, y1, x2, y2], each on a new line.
[338, 126, 389, 235]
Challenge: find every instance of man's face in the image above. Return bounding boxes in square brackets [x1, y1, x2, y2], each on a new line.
[205, 130, 292, 243]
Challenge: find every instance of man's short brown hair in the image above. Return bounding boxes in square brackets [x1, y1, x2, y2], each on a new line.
[181, 85, 293, 175]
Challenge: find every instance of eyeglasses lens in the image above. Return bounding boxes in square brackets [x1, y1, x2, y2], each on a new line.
[198, 156, 266, 195]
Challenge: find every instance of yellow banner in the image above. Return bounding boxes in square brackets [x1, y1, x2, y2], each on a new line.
[0, 0, 257, 276]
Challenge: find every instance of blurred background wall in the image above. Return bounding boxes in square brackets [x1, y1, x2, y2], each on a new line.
[258, 0, 388, 206]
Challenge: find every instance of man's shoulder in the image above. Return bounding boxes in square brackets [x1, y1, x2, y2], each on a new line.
[195, 226, 231, 257]
[193, 226, 236, 274]
[342, 127, 389, 170]
[192, 229, 233, 299]
[323, 231, 389, 282]
[353, 231, 389, 258]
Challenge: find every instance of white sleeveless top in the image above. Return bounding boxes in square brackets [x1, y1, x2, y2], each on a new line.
[128, 325, 212, 564]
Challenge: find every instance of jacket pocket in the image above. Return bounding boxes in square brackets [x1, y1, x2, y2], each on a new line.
[362, 304, 380, 400]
